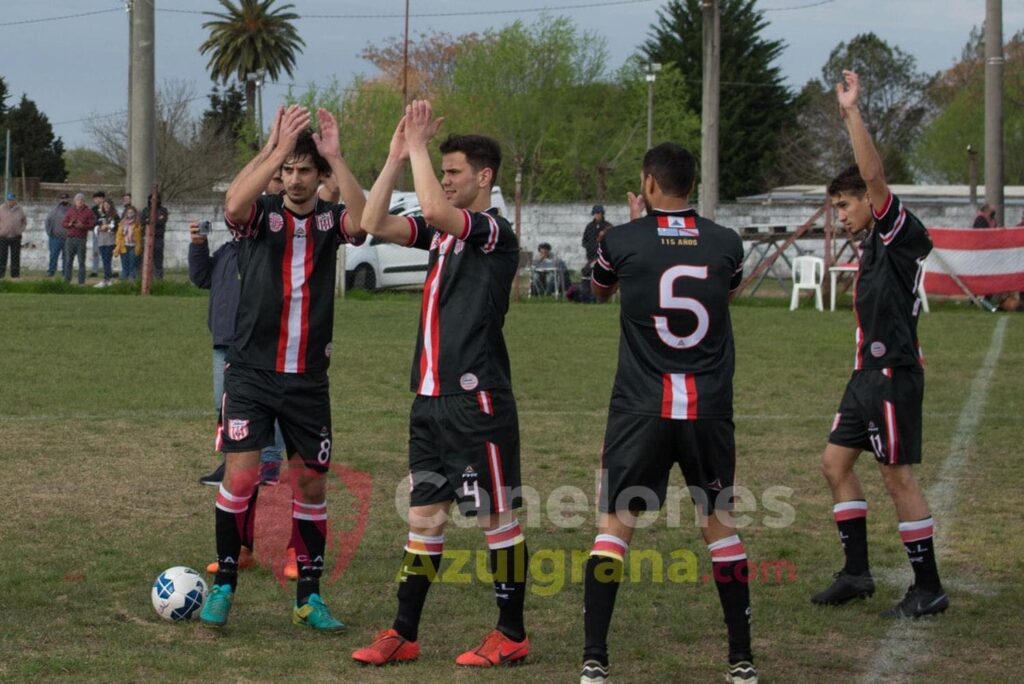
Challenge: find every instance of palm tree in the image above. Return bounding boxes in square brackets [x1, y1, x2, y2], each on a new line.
[199, 0, 305, 120]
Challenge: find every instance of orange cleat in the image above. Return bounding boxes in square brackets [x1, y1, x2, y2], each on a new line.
[206, 546, 255, 574]
[351, 629, 420, 666]
[284, 547, 298, 581]
[455, 629, 529, 667]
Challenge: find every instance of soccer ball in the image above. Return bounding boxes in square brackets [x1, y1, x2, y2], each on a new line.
[151, 566, 207, 622]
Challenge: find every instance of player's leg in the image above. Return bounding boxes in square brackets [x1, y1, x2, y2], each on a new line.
[813, 376, 876, 605]
[281, 371, 345, 631]
[353, 397, 446, 664]
[582, 412, 671, 683]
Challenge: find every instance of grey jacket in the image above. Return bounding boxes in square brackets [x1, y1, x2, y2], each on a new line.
[46, 202, 71, 239]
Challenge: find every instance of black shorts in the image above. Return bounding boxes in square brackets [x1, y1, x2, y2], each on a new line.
[599, 410, 736, 515]
[221, 364, 333, 473]
[408, 390, 522, 516]
[829, 367, 923, 466]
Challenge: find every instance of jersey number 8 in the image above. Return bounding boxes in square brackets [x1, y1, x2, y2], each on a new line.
[653, 265, 709, 349]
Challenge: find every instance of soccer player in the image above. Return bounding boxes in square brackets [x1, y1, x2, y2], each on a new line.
[350, 100, 528, 667]
[198, 103, 367, 630]
[811, 71, 945, 619]
[579, 142, 756, 684]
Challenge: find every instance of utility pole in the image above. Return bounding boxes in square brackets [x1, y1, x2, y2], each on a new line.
[645, 63, 662, 150]
[247, 69, 266, 147]
[984, 0, 1004, 225]
[3, 130, 9, 199]
[700, 0, 720, 219]
[129, 0, 154, 217]
[402, 0, 411, 104]
[126, 1, 133, 191]
[967, 144, 979, 208]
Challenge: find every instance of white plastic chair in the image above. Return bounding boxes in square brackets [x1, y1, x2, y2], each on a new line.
[917, 259, 930, 314]
[790, 256, 824, 311]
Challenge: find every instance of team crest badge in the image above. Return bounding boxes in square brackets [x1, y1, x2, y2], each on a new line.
[656, 215, 699, 237]
[228, 419, 249, 441]
[269, 212, 284, 233]
[870, 341, 887, 358]
[454, 240, 465, 255]
[459, 373, 479, 390]
[316, 212, 334, 232]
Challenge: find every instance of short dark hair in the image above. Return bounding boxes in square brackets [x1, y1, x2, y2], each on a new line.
[827, 165, 867, 197]
[285, 130, 332, 176]
[642, 143, 696, 198]
[439, 134, 502, 186]
[93, 191, 106, 199]
[538, 242, 552, 252]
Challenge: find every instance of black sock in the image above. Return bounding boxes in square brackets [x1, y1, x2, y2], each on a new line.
[712, 560, 753, 663]
[899, 517, 942, 593]
[213, 483, 254, 590]
[490, 541, 529, 642]
[291, 499, 327, 605]
[834, 501, 869, 575]
[583, 554, 624, 665]
[393, 550, 442, 642]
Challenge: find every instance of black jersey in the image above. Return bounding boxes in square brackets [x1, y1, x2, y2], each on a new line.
[852, 192, 932, 370]
[224, 193, 364, 373]
[592, 208, 744, 420]
[402, 207, 518, 396]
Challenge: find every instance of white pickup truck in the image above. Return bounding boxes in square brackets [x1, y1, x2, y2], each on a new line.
[344, 187, 509, 291]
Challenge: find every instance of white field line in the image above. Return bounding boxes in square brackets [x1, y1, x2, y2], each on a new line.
[862, 316, 1009, 683]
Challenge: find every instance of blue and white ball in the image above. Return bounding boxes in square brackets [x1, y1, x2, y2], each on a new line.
[151, 566, 207, 622]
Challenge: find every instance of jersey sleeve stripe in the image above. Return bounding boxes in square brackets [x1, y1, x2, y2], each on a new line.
[404, 215, 419, 247]
[483, 213, 500, 253]
[872, 191, 894, 220]
[880, 206, 906, 245]
[224, 202, 258, 238]
[458, 209, 472, 241]
[591, 269, 615, 288]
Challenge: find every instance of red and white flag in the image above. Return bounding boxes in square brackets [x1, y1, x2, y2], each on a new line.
[925, 227, 1024, 296]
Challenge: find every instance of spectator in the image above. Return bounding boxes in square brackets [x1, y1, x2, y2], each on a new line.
[972, 204, 996, 228]
[45, 193, 71, 277]
[121, 192, 132, 214]
[0, 192, 27, 278]
[95, 199, 119, 287]
[581, 204, 611, 303]
[90, 191, 106, 276]
[62, 193, 96, 284]
[531, 242, 571, 296]
[140, 193, 169, 280]
[115, 205, 142, 281]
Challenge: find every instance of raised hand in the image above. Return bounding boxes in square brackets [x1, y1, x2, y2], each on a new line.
[262, 105, 284, 155]
[277, 104, 311, 155]
[627, 191, 645, 221]
[312, 108, 341, 159]
[388, 115, 410, 162]
[403, 99, 444, 150]
[836, 69, 860, 112]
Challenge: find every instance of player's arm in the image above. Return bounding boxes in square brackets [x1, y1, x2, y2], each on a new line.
[317, 171, 341, 203]
[224, 107, 282, 202]
[224, 104, 310, 225]
[362, 115, 419, 246]
[837, 70, 890, 210]
[312, 108, 366, 241]
[591, 233, 619, 302]
[405, 100, 465, 239]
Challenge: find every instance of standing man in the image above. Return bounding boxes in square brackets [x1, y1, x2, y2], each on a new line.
[197, 104, 366, 630]
[971, 204, 996, 228]
[122, 192, 132, 214]
[811, 71, 945, 619]
[579, 143, 755, 684]
[141, 193, 169, 280]
[62, 193, 96, 284]
[580, 205, 611, 303]
[45, 193, 71, 277]
[351, 101, 529, 667]
[0, 193, 27, 278]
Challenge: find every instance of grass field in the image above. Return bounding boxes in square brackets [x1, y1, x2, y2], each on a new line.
[0, 288, 1020, 683]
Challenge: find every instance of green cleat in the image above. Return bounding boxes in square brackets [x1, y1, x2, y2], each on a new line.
[292, 593, 346, 632]
[199, 584, 233, 627]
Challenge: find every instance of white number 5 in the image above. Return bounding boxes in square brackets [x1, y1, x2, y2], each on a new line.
[653, 265, 709, 349]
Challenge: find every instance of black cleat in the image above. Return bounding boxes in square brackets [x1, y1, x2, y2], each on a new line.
[728, 660, 758, 683]
[880, 585, 948, 619]
[811, 570, 875, 605]
[580, 659, 609, 684]
[199, 462, 225, 486]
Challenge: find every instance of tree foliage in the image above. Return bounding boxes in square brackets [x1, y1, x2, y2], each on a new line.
[199, 0, 304, 115]
[0, 85, 67, 182]
[779, 33, 932, 184]
[87, 81, 238, 200]
[360, 31, 474, 100]
[202, 82, 247, 140]
[912, 28, 1024, 184]
[644, 0, 793, 199]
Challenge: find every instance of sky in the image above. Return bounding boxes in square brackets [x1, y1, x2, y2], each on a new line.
[0, 0, 1022, 150]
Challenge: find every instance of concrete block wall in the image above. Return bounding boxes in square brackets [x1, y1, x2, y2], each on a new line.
[10, 199, 984, 276]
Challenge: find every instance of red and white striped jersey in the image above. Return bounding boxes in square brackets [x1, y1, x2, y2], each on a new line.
[592, 208, 743, 420]
[852, 193, 932, 370]
[225, 194, 364, 374]
[404, 207, 518, 396]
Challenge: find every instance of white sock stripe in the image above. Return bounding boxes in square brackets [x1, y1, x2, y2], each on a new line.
[293, 512, 328, 521]
[215, 501, 248, 514]
[408, 532, 445, 544]
[292, 499, 327, 509]
[487, 519, 521, 536]
[713, 553, 748, 563]
[217, 485, 251, 502]
[898, 517, 934, 532]
[488, 537, 522, 550]
[594, 534, 629, 551]
[834, 500, 868, 513]
[707, 534, 742, 552]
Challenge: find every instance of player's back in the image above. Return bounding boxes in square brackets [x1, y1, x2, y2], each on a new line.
[593, 208, 744, 419]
